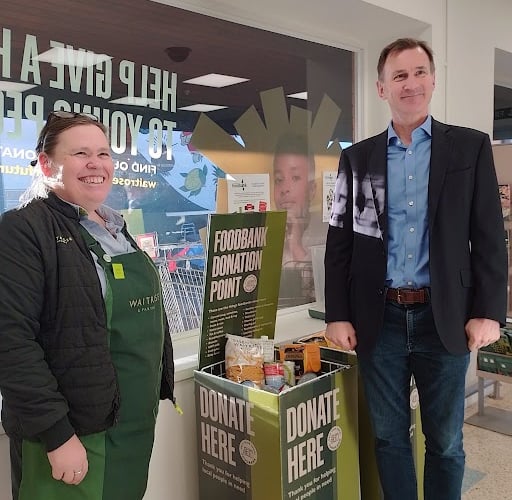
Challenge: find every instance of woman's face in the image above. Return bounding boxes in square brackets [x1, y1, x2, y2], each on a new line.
[41, 124, 114, 212]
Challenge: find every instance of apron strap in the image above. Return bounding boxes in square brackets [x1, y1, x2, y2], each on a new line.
[78, 225, 112, 269]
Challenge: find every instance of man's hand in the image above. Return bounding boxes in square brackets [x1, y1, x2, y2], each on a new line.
[47, 434, 88, 485]
[325, 321, 357, 351]
[465, 318, 501, 352]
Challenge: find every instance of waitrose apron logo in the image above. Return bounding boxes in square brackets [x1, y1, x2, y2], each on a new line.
[129, 293, 160, 312]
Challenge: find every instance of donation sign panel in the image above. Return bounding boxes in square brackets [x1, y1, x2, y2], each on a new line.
[198, 211, 286, 369]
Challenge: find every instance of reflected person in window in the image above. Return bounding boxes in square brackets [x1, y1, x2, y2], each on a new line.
[273, 133, 317, 265]
[0, 111, 176, 500]
[325, 38, 507, 500]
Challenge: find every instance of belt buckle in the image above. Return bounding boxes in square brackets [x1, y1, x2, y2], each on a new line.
[396, 288, 403, 304]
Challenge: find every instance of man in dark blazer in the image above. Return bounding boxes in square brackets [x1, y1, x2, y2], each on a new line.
[325, 38, 507, 500]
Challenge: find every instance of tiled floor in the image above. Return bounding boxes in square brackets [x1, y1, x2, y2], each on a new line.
[462, 380, 512, 499]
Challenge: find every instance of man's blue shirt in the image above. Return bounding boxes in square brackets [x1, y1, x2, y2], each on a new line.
[386, 115, 431, 288]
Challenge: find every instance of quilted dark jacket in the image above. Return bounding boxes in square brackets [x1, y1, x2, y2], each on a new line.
[0, 193, 174, 451]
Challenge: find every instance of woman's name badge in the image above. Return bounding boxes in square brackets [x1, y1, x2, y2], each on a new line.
[112, 263, 125, 279]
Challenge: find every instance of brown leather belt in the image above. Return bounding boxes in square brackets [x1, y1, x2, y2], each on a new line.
[386, 287, 429, 304]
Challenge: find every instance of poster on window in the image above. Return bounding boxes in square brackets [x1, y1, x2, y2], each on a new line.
[135, 232, 159, 259]
[322, 171, 337, 222]
[227, 174, 270, 213]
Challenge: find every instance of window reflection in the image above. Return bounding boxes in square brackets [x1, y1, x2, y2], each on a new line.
[0, 0, 354, 329]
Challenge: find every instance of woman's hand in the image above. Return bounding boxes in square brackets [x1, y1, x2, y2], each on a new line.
[47, 434, 88, 485]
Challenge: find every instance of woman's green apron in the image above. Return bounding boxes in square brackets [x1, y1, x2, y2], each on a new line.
[19, 229, 165, 500]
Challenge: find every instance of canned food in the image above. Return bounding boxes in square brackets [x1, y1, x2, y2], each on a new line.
[282, 361, 296, 386]
[263, 362, 285, 389]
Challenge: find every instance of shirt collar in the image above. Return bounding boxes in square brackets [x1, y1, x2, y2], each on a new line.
[56, 196, 125, 232]
[387, 115, 432, 145]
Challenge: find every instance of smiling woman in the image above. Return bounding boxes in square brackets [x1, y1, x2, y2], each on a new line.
[0, 111, 176, 500]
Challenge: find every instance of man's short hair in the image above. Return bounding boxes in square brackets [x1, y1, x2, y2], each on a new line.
[377, 38, 435, 81]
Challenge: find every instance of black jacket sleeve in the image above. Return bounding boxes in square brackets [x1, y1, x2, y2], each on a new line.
[0, 210, 74, 450]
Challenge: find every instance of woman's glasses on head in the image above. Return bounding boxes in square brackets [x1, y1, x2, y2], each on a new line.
[46, 111, 99, 123]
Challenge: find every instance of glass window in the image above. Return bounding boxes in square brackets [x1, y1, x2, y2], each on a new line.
[0, 1, 354, 333]
[494, 49, 512, 142]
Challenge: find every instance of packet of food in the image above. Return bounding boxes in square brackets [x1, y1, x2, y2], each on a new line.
[259, 335, 276, 363]
[225, 334, 265, 386]
[278, 343, 321, 380]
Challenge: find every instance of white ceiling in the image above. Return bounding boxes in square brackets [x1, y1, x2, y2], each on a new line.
[150, 0, 429, 50]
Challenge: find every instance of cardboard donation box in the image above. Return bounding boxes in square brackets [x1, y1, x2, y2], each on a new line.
[194, 212, 360, 499]
[195, 360, 359, 500]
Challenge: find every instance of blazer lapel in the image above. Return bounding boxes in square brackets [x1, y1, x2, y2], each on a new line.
[429, 119, 453, 228]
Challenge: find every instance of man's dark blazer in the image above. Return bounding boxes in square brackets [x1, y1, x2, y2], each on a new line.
[324, 118, 508, 356]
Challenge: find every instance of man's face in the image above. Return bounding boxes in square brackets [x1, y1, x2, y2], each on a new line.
[273, 153, 315, 221]
[376, 47, 435, 123]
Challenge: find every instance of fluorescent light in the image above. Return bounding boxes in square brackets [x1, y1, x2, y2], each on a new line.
[287, 91, 308, 100]
[183, 73, 249, 88]
[34, 47, 112, 67]
[178, 104, 227, 112]
[0, 81, 37, 92]
[109, 96, 160, 106]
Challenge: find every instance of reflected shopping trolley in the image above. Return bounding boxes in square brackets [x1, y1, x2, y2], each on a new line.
[157, 247, 206, 335]
[278, 259, 315, 308]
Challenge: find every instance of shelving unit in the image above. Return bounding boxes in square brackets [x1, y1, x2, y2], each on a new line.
[465, 369, 512, 436]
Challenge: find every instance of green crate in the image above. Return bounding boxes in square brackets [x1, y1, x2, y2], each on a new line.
[494, 353, 512, 377]
[477, 352, 498, 373]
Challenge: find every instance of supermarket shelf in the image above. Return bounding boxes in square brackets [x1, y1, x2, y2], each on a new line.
[465, 369, 512, 436]
[475, 370, 512, 384]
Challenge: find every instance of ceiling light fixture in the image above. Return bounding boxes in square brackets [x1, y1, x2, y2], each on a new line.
[178, 104, 228, 112]
[34, 47, 112, 68]
[183, 73, 249, 88]
[287, 91, 308, 100]
[0, 81, 37, 92]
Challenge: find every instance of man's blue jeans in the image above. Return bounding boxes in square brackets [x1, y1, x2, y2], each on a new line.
[358, 300, 470, 500]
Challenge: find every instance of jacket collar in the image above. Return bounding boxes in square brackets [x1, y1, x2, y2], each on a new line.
[44, 191, 82, 221]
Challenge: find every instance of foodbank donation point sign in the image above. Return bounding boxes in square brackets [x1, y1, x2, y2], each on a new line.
[195, 361, 359, 500]
[198, 211, 286, 369]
